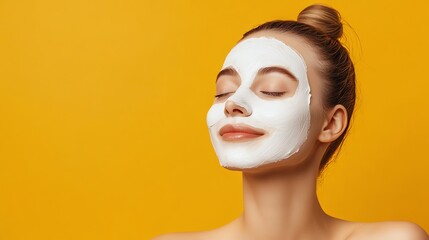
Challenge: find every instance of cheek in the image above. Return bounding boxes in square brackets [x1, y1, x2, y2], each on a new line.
[250, 97, 310, 132]
[206, 103, 225, 127]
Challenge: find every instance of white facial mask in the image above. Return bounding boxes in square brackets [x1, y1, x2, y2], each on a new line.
[206, 36, 312, 169]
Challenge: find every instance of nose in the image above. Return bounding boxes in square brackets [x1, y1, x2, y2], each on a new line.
[224, 100, 251, 117]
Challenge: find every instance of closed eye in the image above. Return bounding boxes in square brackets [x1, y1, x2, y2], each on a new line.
[215, 92, 235, 98]
[260, 91, 286, 97]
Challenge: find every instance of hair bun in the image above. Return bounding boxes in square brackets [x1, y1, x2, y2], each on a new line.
[297, 4, 343, 40]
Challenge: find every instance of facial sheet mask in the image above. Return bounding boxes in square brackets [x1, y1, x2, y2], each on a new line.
[206, 36, 312, 169]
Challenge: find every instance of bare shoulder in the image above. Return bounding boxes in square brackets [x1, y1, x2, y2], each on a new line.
[151, 229, 225, 240]
[150, 232, 208, 240]
[348, 221, 429, 240]
[150, 233, 180, 240]
[151, 219, 240, 240]
[151, 232, 197, 240]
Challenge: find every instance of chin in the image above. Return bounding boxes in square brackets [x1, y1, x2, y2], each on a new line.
[219, 153, 310, 175]
[218, 157, 273, 170]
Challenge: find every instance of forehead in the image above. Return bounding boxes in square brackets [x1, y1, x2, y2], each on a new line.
[241, 30, 323, 76]
[223, 36, 306, 68]
[221, 36, 309, 85]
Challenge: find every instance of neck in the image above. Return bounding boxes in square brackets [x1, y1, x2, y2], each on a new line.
[238, 158, 335, 240]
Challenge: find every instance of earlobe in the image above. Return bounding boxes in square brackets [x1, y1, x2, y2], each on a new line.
[318, 105, 348, 143]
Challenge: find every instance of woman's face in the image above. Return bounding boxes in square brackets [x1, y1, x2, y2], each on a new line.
[207, 31, 327, 171]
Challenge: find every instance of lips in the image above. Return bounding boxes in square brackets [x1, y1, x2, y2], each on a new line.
[219, 124, 265, 141]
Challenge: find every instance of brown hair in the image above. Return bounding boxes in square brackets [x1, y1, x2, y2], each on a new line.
[242, 4, 356, 172]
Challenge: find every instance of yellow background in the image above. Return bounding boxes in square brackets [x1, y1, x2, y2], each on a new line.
[0, 0, 428, 239]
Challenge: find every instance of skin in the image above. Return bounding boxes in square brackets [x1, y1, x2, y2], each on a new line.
[152, 30, 429, 240]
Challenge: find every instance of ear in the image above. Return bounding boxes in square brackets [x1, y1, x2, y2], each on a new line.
[318, 104, 348, 143]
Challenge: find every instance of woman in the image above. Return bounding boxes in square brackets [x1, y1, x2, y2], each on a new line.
[154, 4, 429, 240]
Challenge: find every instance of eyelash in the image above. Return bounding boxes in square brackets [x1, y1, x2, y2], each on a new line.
[260, 91, 286, 97]
[214, 92, 234, 98]
[214, 91, 286, 98]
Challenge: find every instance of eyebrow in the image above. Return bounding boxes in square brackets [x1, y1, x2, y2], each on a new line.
[216, 67, 238, 82]
[257, 66, 297, 81]
[215, 66, 297, 82]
